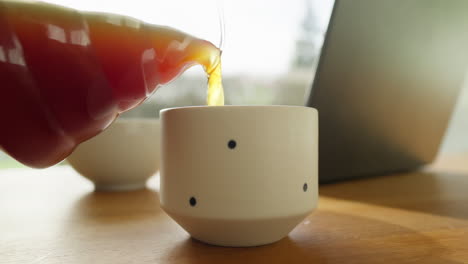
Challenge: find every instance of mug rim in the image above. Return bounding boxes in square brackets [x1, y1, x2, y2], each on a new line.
[160, 105, 317, 115]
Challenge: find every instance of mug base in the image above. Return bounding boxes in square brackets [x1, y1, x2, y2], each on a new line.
[164, 209, 311, 247]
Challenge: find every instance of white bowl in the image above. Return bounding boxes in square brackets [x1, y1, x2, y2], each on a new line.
[160, 106, 318, 247]
[67, 118, 160, 191]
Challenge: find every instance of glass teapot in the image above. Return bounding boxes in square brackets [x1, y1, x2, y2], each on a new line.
[0, 0, 221, 168]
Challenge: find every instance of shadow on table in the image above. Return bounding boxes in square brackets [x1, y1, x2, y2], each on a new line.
[159, 236, 326, 264]
[67, 188, 162, 224]
[159, 210, 460, 264]
[320, 170, 468, 220]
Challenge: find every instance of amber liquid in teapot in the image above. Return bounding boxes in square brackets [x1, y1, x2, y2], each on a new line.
[0, 1, 224, 168]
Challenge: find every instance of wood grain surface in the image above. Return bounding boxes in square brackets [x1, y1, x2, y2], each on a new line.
[1, 154, 467, 264]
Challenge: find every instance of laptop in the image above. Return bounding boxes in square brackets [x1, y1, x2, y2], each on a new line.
[307, 0, 468, 183]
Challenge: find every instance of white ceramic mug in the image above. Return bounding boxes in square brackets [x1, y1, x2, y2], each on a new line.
[160, 106, 318, 247]
[67, 118, 160, 191]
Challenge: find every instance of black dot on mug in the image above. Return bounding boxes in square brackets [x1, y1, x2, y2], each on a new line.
[189, 197, 197, 207]
[228, 140, 237, 149]
[303, 183, 308, 192]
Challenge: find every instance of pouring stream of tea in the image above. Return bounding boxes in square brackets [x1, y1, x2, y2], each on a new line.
[205, 0, 225, 106]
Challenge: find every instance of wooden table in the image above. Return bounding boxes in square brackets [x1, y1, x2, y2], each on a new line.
[1, 154, 468, 264]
